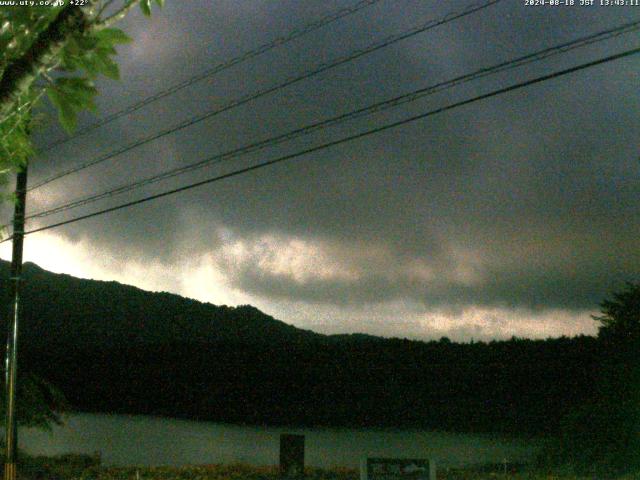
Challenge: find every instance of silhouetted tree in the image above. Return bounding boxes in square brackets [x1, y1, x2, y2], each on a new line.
[0, 373, 67, 431]
[546, 283, 640, 475]
[593, 282, 640, 342]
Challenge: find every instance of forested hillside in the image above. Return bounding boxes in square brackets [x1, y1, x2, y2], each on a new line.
[0, 261, 600, 435]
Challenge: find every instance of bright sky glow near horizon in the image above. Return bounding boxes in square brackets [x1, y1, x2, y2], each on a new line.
[2, 0, 637, 342]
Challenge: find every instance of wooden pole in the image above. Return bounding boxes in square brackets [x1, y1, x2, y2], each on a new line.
[4, 164, 28, 480]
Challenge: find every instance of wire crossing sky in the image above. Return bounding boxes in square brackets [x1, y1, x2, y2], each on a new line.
[22, 18, 640, 224]
[11, 44, 639, 241]
[29, 0, 502, 191]
[41, 0, 385, 152]
[10, 0, 640, 342]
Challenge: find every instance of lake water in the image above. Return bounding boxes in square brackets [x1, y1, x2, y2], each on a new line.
[18, 413, 541, 469]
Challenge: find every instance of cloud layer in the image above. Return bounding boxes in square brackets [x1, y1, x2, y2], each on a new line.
[9, 0, 638, 340]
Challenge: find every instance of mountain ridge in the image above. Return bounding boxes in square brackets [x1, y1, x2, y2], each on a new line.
[0, 259, 323, 349]
[0, 259, 601, 434]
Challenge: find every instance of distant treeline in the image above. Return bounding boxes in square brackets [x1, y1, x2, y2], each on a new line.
[2, 261, 601, 435]
[20, 336, 600, 435]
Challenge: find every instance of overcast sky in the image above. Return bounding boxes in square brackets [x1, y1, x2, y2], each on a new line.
[2, 0, 639, 341]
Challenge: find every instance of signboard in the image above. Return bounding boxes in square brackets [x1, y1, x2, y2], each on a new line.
[361, 458, 436, 480]
[279, 434, 305, 477]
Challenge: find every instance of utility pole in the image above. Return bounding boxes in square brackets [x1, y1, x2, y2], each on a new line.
[4, 164, 28, 480]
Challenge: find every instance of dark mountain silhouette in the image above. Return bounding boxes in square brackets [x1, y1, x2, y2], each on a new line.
[0, 261, 321, 350]
[0, 260, 601, 435]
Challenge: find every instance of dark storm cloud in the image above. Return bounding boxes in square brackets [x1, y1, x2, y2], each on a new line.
[25, 0, 640, 316]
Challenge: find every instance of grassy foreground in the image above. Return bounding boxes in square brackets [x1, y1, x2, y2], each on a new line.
[13, 454, 640, 480]
[90, 465, 640, 480]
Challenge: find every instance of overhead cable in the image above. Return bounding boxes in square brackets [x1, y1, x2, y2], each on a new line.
[29, 0, 503, 191]
[25, 18, 640, 222]
[41, 0, 385, 151]
[8, 45, 638, 242]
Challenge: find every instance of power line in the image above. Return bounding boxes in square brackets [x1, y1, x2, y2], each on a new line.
[29, 0, 503, 191]
[24, 18, 640, 222]
[8, 45, 638, 243]
[41, 0, 385, 151]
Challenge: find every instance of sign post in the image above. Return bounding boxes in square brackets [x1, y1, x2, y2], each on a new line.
[279, 433, 305, 478]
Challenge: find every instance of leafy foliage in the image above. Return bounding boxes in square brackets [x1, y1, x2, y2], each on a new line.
[593, 282, 640, 342]
[0, 0, 163, 183]
[0, 90, 34, 181]
[542, 283, 640, 476]
[46, 77, 98, 132]
[0, 6, 64, 69]
[0, 372, 67, 430]
[0, 0, 163, 431]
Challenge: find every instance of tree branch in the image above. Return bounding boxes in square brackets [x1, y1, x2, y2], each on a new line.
[94, 0, 140, 29]
[0, 6, 90, 122]
[95, 0, 118, 20]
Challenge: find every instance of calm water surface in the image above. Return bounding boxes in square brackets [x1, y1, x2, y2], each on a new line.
[19, 413, 541, 468]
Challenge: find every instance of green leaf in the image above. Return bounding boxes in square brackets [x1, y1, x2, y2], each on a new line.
[75, 34, 99, 51]
[94, 50, 120, 80]
[63, 36, 81, 56]
[46, 87, 77, 133]
[96, 44, 117, 57]
[45, 76, 99, 132]
[74, 51, 102, 77]
[46, 86, 64, 112]
[60, 55, 81, 73]
[99, 56, 120, 80]
[154, 0, 164, 7]
[55, 77, 98, 112]
[140, 0, 152, 17]
[94, 28, 131, 46]
[58, 103, 77, 133]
